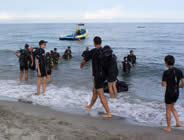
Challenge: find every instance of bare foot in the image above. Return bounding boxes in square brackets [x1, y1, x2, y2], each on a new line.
[164, 127, 171, 132]
[85, 105, 91, 112]
[176, 122, 182, 127]
[104, 113, 112, 118]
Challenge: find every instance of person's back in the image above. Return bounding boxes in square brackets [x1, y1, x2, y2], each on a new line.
[162, 55, 184, 132]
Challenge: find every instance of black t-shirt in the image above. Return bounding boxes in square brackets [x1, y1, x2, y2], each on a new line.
[35, 48, 46, 70]
[162, 67, 184, 96]
[84, 47, 104, 77]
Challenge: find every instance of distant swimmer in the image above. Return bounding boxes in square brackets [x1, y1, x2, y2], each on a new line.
[53, 48, 60, 64]
[35, 40, 48, 95]
[80, 36, 112, 118]
[63, 46, 72, 60]
[103, 45, 118, 98]
[162, 55, 184, 132]
[46, 52, 52, 81]
[127, 50, 136, 66]
[14, 44, 33, 81]
[82, 47, 90, 58]
[122, 57, 131, 73]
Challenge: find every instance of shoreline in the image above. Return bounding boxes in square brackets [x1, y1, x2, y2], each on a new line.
[0, 100, 183, 140]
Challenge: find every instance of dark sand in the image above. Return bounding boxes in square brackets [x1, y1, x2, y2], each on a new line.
[0, 101, 183, 140]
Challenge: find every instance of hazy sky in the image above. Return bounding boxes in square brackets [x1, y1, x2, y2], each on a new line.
[0, 0, 183, 23]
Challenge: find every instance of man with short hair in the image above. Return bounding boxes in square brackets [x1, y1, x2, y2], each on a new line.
[82, 47, 90, 58]
[80, 36, 112, 118]
[162, 55, 184, 132]
[127, 50, 136, 66]
[35, 40, 47, 95]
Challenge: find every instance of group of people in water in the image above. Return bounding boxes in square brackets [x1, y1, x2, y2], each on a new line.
[14, 36, 184, 132]
[14, 41, 72, 95]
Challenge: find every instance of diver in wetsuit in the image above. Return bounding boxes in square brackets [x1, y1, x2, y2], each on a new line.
[82, 47, 90, 58]
[53, 48, 60, 64]
[103, 45, 118, 98]
[46, 52, 52, 81]
[127, 50, 136, 66]
[35, 40, 47, 95]
[122, 57, 131, 73]
[14, 44, 33, 81]
[80, 36, 112, 118]
[63, 46, 72, 59]
[28, 47, 36, 71]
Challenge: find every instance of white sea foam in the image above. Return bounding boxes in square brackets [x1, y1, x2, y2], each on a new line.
[0, 80, 184, 126]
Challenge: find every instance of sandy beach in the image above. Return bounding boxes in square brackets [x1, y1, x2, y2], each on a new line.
[0, 101, 183, 140]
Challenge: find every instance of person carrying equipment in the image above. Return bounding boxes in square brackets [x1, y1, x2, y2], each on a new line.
[35, 40, 48, 96]
[14, 44, 33, 81]
[63, 46, 72, 60]
[103, 45, 118, 98]
[53, 48, 60, 64]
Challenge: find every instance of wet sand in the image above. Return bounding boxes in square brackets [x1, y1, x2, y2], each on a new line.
[0, 101, 183, 140]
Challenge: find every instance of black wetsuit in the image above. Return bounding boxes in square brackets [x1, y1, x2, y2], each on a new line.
[82, 50, 90, 58]
[46, 56, 52, 75]
[127, 54, 136, 65]
[63, 50, 72, 59]
[84, 47, 105, 89]
[29, 51, 36, 70]
[35, 48, 47, 77]
[104, 54, 118, 82]
[162, 67, 184, 104]
[53, 52, 60, 64]
[18, 49, 30, 71]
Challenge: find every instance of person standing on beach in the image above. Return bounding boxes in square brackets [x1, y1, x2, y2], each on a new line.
[80, 36, 112, 118]
[35, 40, 47, 95]
[14, 44, 33, 81]
[162, 55, 184, 132]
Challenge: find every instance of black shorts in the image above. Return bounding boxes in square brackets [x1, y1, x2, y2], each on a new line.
[47, 69, 52, 75]
[108, 74, 117, 83]
[38, 67, 47, 77]
[94, 76, 105, 89]
[165, 92, 179, 104]
[20, 64, 29, 71]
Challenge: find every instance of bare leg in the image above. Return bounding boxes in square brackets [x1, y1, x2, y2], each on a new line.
[86, 88, 98, 112]
[19, 71, 24, 81]
[37, 77, 42, 95]
[25, 70, 29, 81]
[171, 104, 182, 127]
[164, 104, 172, 132]
[112, 81, 117, 98]
[48, 75, 51, 81]
[108, 82, 114, 98]
[42, 76, 47, 95]
[97, 88, 112, 118]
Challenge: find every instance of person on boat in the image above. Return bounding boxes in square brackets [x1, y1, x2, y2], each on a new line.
[14, 44, 33, 81]
[63, 46, 72, 59]
[162, 55, 184, 132]
[35, 40, 47, 95]
[103, 45, 118, 98]
[127, 50, 136, 66]
[80, 36, 112, 118]
[53, 48, 60, 64]
[28, 47, 36, 71]
[46, 52, 52, 81]
[122, 57, 131, 73]
[82, 47, 90, 58]
[76, 28, 82, 35]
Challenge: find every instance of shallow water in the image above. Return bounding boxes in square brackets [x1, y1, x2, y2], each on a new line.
[0, 23, 184, 126]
